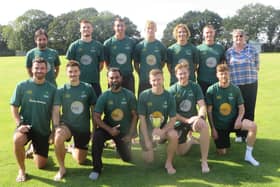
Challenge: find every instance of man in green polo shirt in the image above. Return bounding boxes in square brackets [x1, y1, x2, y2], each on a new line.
[169, 61, 210, 173]
[26, 28, 61, 87]
[52, 60, 97, 181]
[66, 19, 104, 97]
[89, 67, 138, 180]
[138, 69, 178, 175]
[206, 64, 259, 166]
[103, 17, 136, 93]
[11, 57, 56, 182]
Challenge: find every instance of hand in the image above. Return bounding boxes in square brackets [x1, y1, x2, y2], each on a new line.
[234, 118, 242, 129]
[17, 125, 31, 133]
[152, 128, 164, 139]
[110, 124, 120, 137]
[211, 128, 218, 140]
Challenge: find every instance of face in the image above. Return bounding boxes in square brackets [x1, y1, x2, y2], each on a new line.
[203, 27, 215, 43]
[32, 62, 47, 80]
[108, 71, 122, 90]
[35, 34, 48, 49]
[149, 73, 164, 89]
[146, 24, 156, 38]
[217, 71, 230, 86]
[66, 66, 80, 83]
[176, 27, 188, 42]
[114, 20, 126, 35]
[233, 31, 245, 45]
[80, 22, 93, 38]
[176, 67, 189, 85]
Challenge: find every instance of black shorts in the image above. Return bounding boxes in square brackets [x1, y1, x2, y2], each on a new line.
[23, 130, 50, 158]
[66, 125, 91, 150]
[175, 122, 193, 144]
[214, 128, 239, 149]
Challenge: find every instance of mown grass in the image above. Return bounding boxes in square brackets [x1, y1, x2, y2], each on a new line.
[0, 54, 279, 187]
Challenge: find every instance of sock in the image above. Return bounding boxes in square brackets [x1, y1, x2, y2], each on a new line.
[245, 146, 259, 166]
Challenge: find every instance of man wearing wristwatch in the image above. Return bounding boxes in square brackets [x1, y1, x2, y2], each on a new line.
[169, 61, 210, 173]
[52, 60, 97, 181]
[10, 57, 56, 182]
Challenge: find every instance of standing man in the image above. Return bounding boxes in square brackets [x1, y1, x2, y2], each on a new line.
[66, 19, 104, 97]
[138, 69, 178, 175]
[167, 23, 199, 85]
[11, 57, 56, 182]
[104, 17, 136, 93]
[134, 20, 166, 96]
[52, 60, 97, 181]
[226, 29, 260, 142]
[169, 62, 210, 173]
[206, 64, 259, 166]
[197, 24, 225, 95]
[26, 28, 60, 87]
[89, 68, 138, 180]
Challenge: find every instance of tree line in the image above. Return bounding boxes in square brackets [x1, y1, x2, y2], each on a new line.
[0, 3, 279, 56]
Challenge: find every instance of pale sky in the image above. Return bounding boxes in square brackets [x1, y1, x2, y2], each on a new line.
[1, 0, 279, 38]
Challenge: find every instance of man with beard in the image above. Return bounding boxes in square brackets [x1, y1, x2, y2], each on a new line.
[89, 67, 138, 180]
[66, 19, 104, 97]
[206, 64, 259, 166]
[52, 60, 97, 181]
[11, 57, 56, 182]
[26, 29, 61, 87]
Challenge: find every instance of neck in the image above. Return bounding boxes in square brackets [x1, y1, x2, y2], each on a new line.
[180, 80, 189, 86]
[33, 78, 45, 84]
[177, 40, 187, 46]
[219, 82, 229, 88]
[115, 34, 125, 40]
[205, 40, 214, 45]
[70, 80, 80, 86]
[152, 87, 164, 95]
[111, 87, 122, 93]
[146, 36, 155, 42]
[81, 36, 92, 42]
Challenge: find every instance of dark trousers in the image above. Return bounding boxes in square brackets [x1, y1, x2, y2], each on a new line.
[236, 81, 258, 138]
[198, 80, 212, 97]
[91, 128, 132, 173]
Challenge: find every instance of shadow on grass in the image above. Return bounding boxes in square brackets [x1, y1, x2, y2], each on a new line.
[17, 137, 279, 187]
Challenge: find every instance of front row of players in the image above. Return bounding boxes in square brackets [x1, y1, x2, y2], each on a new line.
[11, 58, 259, 182]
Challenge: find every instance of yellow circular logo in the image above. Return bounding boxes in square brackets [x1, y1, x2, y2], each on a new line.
[111, 108, 124, 121]
[219, 103, 232, 116]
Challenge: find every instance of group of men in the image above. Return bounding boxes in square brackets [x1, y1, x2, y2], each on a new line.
[10, 17, 260, 183]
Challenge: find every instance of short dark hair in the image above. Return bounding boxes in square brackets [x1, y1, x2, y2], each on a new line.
[107, 67, 122, 77]
[34, 28, 48, 40]
[32, 57, 47, 67]
[66, 60, 80, 69]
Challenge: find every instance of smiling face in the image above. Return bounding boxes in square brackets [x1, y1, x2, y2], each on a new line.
[66, 65, 80, 84]
[232, 29, 246, 47]
[80, 22, 93, 38]
[32, 61, 47, 81]
[203, 26, 215, 45]
[176, 66, 189, 85]
[108, 70, 122, 91]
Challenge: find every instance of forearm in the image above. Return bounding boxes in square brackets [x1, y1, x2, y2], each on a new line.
[10, 106, 21, 126]
[52, 106, 60, 127]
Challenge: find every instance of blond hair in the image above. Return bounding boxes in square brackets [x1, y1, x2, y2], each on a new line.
[173, 24, 191, 40]
[175, 61, 189, 74]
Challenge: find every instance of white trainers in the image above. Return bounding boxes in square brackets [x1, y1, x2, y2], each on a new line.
[245, 155, 260, 166]
[235, 137, 242, 143]
[89, 171, 99, 180]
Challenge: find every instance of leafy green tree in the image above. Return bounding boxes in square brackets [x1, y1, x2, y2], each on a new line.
[3, 9, 53, 52]
[162, 10, 223, 47]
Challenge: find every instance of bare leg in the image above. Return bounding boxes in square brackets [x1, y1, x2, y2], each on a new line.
[165, 129, 178, 175]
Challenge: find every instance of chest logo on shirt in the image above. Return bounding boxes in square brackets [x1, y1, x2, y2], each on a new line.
[26, 90, 32, 95]
[71, 101, 84, 114]
[111, 108, 124, 121]
[116, 53, 127, 65]
[150, 111, 164, 128]
[146, 55, 156, 66]
[179, 99, 192, 112]
[219, 103, 232, 116]
[47, 62, 51, 72]
[80, 55, 92, 65]
[206, 57, 217, 68]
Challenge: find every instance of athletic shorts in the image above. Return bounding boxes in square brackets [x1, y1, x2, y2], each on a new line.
[64, 125, 91, 150]
[175, 122, 193, 144]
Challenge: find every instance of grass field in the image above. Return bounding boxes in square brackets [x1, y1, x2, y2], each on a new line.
[0, 54, 279, 187]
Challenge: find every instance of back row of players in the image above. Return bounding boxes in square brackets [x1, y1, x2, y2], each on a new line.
[11, 17, 259, 182]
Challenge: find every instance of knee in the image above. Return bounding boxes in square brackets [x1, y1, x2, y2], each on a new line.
[167, 129, 178, 140]
[13, 133, 26, 147]
[249, 122, 257, 134]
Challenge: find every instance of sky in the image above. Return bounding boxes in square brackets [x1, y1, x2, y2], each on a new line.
[0, 0, 279, 38]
